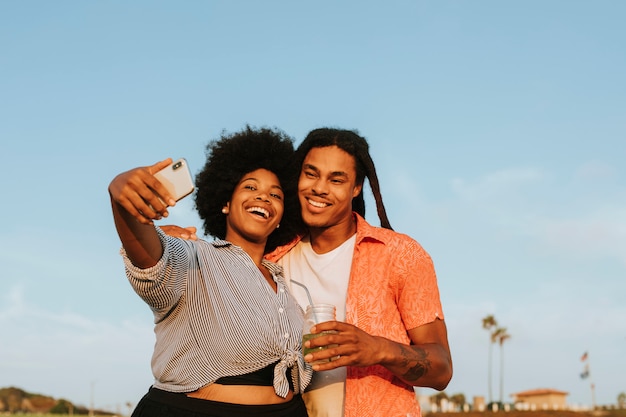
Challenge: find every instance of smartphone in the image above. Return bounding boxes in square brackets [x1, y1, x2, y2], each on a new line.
[153, 158, 195, 202]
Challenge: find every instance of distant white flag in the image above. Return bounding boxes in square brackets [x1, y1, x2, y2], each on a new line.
[580, 363, 590, 379]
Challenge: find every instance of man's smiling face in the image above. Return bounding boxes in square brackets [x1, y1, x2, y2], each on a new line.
[298, 145, 362, 231]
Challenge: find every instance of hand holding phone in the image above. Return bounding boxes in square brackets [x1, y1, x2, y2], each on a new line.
[153, 158, 195, 203]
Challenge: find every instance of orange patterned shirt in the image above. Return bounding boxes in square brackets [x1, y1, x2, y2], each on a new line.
[268, 214, 445, 417]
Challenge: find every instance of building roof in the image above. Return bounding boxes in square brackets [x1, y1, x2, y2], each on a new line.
[511, 388, 569, 398]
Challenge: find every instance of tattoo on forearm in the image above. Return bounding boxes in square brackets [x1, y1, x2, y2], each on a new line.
[399, 345, 430, 381]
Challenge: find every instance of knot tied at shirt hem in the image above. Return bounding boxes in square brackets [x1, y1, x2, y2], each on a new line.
[273, 349, 312, 398]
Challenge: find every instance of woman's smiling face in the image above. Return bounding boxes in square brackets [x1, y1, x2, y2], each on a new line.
[223, 168, 284, 245]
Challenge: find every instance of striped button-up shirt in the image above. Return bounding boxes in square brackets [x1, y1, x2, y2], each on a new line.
[121, 227, 312, 397]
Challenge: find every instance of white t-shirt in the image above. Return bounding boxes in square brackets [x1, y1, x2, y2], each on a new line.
[278, 234, 356, 417]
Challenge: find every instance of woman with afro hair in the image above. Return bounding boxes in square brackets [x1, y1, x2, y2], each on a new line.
[109, 126, 312, 417]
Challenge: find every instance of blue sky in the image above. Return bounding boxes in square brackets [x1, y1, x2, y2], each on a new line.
[2, 1, 625, 412]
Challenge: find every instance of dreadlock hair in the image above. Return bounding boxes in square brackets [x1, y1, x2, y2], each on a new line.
[194, 125, 299, 253]
[292, 127, 393, 230]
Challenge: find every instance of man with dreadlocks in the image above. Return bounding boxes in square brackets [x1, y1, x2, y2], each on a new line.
[163, 127, 452, 417]
[266, 128, 452, 417]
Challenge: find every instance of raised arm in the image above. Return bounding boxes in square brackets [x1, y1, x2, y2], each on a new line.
[108, 159, 177, 268]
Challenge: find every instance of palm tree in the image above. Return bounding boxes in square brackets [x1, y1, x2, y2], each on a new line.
[494, 326, 511, 405]
[430, 391, 449, 412]
[449, 393, 467, 411]
[482, 315, 498, 404]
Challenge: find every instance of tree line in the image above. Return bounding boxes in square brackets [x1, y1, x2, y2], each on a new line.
[0, 386, 113, 415]
[429, 315, 511, 412]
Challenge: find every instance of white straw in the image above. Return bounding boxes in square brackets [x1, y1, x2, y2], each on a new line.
[291, 279, 318, 323]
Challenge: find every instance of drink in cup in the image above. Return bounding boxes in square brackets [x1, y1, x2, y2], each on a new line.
[302, 303, 337, 364]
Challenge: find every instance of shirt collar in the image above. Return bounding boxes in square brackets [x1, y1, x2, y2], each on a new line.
[211, 239, 284, 277]
[210, 239, 231, 248]
[266, 212, 389, 263]
[353, 212, 387, 246]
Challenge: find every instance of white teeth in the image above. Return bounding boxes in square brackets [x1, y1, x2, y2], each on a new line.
[247, 206, 269, 218]
[308, 199, 328, 208]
